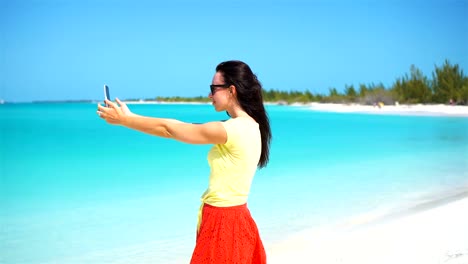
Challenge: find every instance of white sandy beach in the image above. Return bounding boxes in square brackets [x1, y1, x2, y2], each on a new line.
[121, 100, 468, 117]
[308, 102, 468, 117]
[268, 192, 468, 264]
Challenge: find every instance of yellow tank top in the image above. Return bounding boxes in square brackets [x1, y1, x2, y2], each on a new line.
[198, 117, 261, 229]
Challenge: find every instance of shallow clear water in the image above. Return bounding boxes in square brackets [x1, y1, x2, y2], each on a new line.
[1, 103, 467, 263]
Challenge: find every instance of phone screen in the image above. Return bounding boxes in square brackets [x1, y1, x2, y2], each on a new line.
[104, 85, 110, 106]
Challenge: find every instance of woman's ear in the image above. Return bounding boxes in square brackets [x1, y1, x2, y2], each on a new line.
[229, 85, 236, 95]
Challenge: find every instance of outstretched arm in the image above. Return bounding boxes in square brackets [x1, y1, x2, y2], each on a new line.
[97, 98, 227, 145]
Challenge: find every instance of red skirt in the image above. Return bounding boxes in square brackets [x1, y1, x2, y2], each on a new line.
[190, 203, 266, 264]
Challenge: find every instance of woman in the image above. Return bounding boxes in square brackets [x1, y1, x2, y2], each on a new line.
[97, 60, 271, 263]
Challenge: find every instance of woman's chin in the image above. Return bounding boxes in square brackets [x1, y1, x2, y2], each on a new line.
[212, 103, 222, 112]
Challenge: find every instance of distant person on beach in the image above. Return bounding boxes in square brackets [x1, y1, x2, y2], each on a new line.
[97, 60, 271, 263]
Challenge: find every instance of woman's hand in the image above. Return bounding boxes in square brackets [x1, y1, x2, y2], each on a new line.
[97, 98, 135, 125]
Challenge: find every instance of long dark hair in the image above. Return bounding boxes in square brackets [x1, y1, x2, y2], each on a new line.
[216, 60, 272, 168]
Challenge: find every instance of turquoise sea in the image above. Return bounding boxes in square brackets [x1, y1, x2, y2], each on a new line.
[1, 103, 467, 263]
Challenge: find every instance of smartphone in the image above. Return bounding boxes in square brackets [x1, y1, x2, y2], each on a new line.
[103, 84, 110, 106]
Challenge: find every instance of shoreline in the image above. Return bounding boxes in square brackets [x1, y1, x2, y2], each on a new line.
[306, 102, 468, 117]
[267, 187, 468, 264]
[3, 100, 467, 117]
[123, 101, 468, 117]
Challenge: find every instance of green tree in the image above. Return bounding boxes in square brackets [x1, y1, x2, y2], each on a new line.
[345, 84, 357, 102]
[359, 84, 368, 98]
[324, 87, 346, 103]
[304, 89, 315, 102]
[432, 60, 466, 104]
[391, 65, 431, 104]
[409, 65, 432, 103]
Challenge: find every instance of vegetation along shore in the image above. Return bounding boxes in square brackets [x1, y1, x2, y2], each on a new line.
[128, 60, 468, 106]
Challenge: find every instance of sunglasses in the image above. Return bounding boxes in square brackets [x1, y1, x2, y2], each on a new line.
[210, 84, 230, 95]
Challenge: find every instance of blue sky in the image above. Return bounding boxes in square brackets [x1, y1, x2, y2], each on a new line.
[1, 0, 467, 102]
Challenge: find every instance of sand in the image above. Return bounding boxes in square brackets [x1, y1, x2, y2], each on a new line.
[307, 103, 468, 117]
[267, 192, 468, 264]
